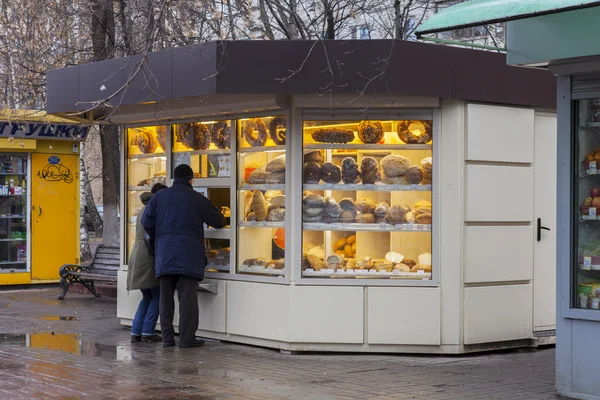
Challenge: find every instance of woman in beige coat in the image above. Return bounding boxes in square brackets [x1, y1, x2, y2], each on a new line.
[127, 183, 166, 342]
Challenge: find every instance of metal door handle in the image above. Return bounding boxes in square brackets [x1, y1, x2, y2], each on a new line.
[537, 217, 550, 242]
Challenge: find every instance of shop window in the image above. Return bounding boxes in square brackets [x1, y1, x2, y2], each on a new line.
[574, 98, 600, 310]
[301, 119, 432, 280]
[237, 116, 286, 277]
[0, 154, 28, 271]
[126, 126, 167, 262]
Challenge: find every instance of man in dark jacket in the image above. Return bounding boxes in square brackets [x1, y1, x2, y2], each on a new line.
[142, 164, 227, 348]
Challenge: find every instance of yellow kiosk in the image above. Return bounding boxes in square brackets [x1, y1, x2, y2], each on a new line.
[0, 109, 88, 285]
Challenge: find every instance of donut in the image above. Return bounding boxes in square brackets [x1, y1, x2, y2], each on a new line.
[269, 117, 286, 145]
[211, 121, 231, 149]
[243, 118, 268, 147]
[311, 127, 355, 143]
[176, 123, 211, 150]
[397, 120, 432, 144]
[303, 162, 321, 184]
[133, 129, 157, 154]
[358, 121, 384, 143]
[320, 163, 342, 184]
[156, 126, 167, 151]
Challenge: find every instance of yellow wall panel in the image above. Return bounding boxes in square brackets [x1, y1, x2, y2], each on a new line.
[0, 272, 30, 285]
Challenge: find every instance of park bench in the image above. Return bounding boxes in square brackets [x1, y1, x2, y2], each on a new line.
[57, 245, 119, 300]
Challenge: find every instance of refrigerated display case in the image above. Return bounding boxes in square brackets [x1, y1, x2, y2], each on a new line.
[301, 120, 432, 280]
[0, 154, 28, 272]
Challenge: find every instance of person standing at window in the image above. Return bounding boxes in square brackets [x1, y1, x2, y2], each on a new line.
[142, 164, 227, 348]
[127, 183, 167, 343]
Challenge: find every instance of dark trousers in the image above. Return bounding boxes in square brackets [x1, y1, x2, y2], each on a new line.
[159, 275, 199, 346]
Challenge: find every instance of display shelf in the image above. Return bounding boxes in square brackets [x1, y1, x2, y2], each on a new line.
[205, 266, 230, 273]
[240, 184, 285, 191]
[304, 143, 431, 151]
[303, 183, 432, 192]
[580, 122, 600, 130]
[129, 153, 166, 160]
[303, 269, 431, 279]
[239, 264, 285, 276]
[239, 221, 285, 228]
[0, 261, 26, 265]
[303, 222, 431, 232]
[193, 178, 231, 188]
[128, 186, 151, 191]
[0, 215, 24, 219]
[0, 173, 25, 176]
[205, 227, 230, 240]
[578, 268, 600, 278]
[174, 148, 231, 155]
[238, 145, 285, 154]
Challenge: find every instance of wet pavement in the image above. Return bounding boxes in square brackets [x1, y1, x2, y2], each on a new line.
[0, 287, 561, 399]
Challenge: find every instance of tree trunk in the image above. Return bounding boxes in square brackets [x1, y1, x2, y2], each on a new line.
[394, 0, 403, 39]
[325, 9, 335, 39]
[79, 146, 92, 262]
[80, 145, 103, 236]
[100, 125, 120, 247]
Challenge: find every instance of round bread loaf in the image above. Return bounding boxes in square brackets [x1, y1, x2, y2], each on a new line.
[360, 157, 379, 184]
[247, 167, 267, 184]
[341, 157, 360, 184]
[339, 197, 356, 211]
[355, 213, 375, 224]
[381, 172, 408, 185]
[416, 213, 432, 224]
[358, 120, 384, 143]
[374, 202, 390, 218]
[303, 162, 321, 184]
[339, 209, 357, 223]
[267, 208, 286, 222]
[303, 193, 326, 208]
[321, 162, 342, 184]
[405, 211, 416, 224]
[304, 150, 324, 165]
[421, 157, 432, 179]
[405, 166, 424, 185]
[380, 155, 411, 177]
[303, 207, 324, 217]
[323, 197, 341, 219]
[266, 155, 286, 172]
[385, 205, 407, 224]
[266, 171, 285, 184]
[303, 214, 322, 222]
[269, 117, 286, 145]
[355, 198, 376, 214]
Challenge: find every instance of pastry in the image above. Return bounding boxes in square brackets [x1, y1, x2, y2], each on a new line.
[397, 120, 432, 144]
[176, 123, 211, 150]
[264, 190, 283, 202]
[355, 213, 375, 223]
[374, 202, 390, 222]
[416, 213, 432, 224]
[405, 166, 424, 185]
[347, 235, 356, 245]
[421, 157, 433, 180]
[393, 263, 411, 272]
[339, 209, 357, 223]
[246, 212, 257, 221]
[386, 205, 407, 224]
[323, 197, 342, 221]
[269, 117, 286, 145]
[266, 155, 286, 172]
[311, 127, 355, 143]
[307, 254, 325, 271]
[339, 197, 355, 211]
[403, 259, 416, 269]
[333, 238, 348, 251]
[244, 190, 254, 217]
[345, 259, 357, 270]
[247, 167, 268, 184]
[266, 171, 285, 184]
[304, 150, 324, 165]
[418, 253, 432, 265]
[411, 264, 432, 273]
[358, 120, 384, 144]
[380, 155, 411, 177]
[156, 126, 167, 151]
[344, 244, 354, 258]
[267, 208, 285, 222]
[211, 121, 231, 149]
[405, 211, 416, 224]
[252, 191, 268, 221]
[132, 129, 157, 154]
[303, 162, 321, 184]
[320, 163, 342, 184]
[385, 251, 404, 264]
[243, 118, 268, 147]
[360, 157, 379, 184]
[355, 198, 376, 214]
[341, 157, 360, 184]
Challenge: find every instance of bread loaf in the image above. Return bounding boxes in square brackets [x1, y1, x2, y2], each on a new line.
[355, 198, 376, 214]
[244, 190, 254, 218]
[374, 202, 390, 222]
[341, 157, 360, 184]
[385, 205, 406, 224]
[303, 162, 321, 184]
[246, 212, 257, 221]
[307, 255, 325, 270]
[304, 150, 324, 165]
[411, 264, 432, 273]
[405, 211, 416, 224]
[347, 234, 356, 245]
[355, 213, 375, 223]
[380, 155, 411, 177]
[360, 157, 379, 184]
[264, 190, 283, 202]
[393, 263, 411, 272]
[320, 162, 342, 184]
[266, 171, 285, 184]
[252, 191, 268, 221]
[405, 166, 424, 185]
[323, 197, 341, 221]
[421, 157, 432, 179]
[270, 195, 286, 207]
[267, 208, 285, 222]
[303, 194, 326, 208]
[403, 259, 416, 269]
[333, 238, 348, 251]
[247, 167, 267, 184]
[266, 154, 286, 172]
[380, 171, 408, 185]
[339, 197, 356, 211]
[416, 213, 432, 224]
[339, 209, 357, 223]
[357, 121, 384, 144]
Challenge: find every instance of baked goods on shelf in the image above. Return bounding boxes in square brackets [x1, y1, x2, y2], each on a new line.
[156, 126, 167, 151]
[397, 120, 432, 144]
[244, 190, 286, 222]
[380, 155, 411, 181]
[132, 129, 157, 154]
[243, 118, 268, 147]
[266, 154, 285, 172]
[405, 166, 424, 185]
[304, 150, 324, 165]
[246, 167, 267, 184]
[374, 202, 389, 223]
[321, 162, 342, 184]
[311, 127, 355, 143]
[341, 157, 360, 184]
[269, 117, 286, 145]
[360, 157, 379, 184]
[303, 162, 321, 184]
[323, 197, 342, 222]
[211, 121, 231, 149]
[252, 191, 268, 221]
[303, 193, 325, 222]
[421, 157, 432, 184]
[357, 121, 384, 143]
[176, 123, 211, 150]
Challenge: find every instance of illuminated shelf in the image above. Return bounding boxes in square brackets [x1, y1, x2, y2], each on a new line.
[303, 183, 431, 192]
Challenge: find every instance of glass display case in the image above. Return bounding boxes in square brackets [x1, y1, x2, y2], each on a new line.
[0, 154, 28, 271]
[172, 120, 233, 274]
[301, 120, 432, 280]
[236, 116, 286, 277]
[575, 98, 600, 310]
[126, 126, 167, 260]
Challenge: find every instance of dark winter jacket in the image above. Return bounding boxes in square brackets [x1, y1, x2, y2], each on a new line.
[141, 178, 227, 280]
[126, 192, 159, 291]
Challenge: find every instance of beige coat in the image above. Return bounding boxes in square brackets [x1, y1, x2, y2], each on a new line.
[126, 193, 159, 291]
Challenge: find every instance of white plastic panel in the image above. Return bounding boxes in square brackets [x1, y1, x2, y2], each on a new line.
[466, 104, 534, 163]
[116, 270, 139, 320]
[465, 226, 534, 283]
[289, 286, 363, 343]
[367, 287, 441, 345]
[464, 284, 533, 345]
[198, 279, 227, 333]
[465, 165, 533, 222]
[226, 281, 290, 342]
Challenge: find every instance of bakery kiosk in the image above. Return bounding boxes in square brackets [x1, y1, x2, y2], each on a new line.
[47, 39, 557, 354]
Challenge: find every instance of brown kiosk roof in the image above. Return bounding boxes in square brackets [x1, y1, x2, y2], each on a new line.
[46, 39, 556, 118]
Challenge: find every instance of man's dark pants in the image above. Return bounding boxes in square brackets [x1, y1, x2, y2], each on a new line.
[159, 274, 199, 346]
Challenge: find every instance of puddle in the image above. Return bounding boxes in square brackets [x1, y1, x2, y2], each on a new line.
[40, 316, 77, 321]
[0, 333, 132, 361]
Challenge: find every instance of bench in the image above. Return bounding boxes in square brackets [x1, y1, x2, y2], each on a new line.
[58, 245, 120, 300]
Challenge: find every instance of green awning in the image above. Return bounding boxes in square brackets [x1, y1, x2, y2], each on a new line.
[416, 0, 600, 37]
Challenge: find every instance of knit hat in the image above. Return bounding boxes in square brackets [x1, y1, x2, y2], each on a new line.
[173, 164, 194, 180]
